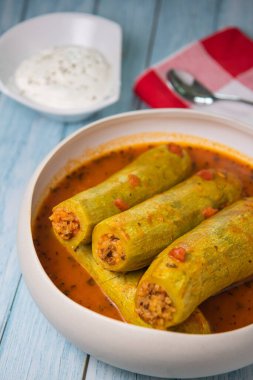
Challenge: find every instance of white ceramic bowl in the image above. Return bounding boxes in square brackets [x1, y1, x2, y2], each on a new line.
[18, 109, 253, 378]
[0, 13, 122, 122]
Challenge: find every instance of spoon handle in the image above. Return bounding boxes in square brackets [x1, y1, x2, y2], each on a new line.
[215, 93, 253, 106]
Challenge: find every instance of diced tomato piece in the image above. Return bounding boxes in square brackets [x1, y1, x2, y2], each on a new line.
[168, 143, 183, 157]
[114, 198, 129, 211]
[197, 169, 213, 180]
[202, 206, 218, 218]
[169, 247, 186, 262]
[128, 173, 141, 187]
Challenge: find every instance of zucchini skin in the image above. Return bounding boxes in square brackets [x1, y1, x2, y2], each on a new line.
[92, 169, 242, 271]
[71, 244, 210, 334]
[135, 198, 253, 329]
[50, 144, 192, 248]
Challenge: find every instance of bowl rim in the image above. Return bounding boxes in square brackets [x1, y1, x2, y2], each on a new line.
[20, 108, 253, 336]
[0, 12, 122, 116]
[26, 107, 253, 161]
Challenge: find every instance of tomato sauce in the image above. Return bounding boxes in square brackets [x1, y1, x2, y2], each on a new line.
[33, 143, 253, 333]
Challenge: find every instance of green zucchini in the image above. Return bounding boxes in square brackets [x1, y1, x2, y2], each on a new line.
[72, 244, 210, 334]
[92, 169, 242, 271]
[50, 144, 192, 248]
[135, 198, 253, 329]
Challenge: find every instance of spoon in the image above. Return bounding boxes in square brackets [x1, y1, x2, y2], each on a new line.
[167, 69, 253, 106]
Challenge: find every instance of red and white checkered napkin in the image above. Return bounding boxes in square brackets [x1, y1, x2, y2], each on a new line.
[134, 27, 253, 127]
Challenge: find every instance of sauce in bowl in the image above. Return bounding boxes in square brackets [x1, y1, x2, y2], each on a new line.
[33, 143, 253, 333]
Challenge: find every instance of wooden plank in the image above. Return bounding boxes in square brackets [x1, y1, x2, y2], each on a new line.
[25, 0, 96, 18]
[0, 279, 86, 380]
[0, 96, 64, 333]
[216, 0, 253, 37]
[94, 0, 158, 118]
[149, 0, 221, 65]
[86, 357, 137, 380]
[0, 0, 26, 34]
[86, 357, 253, 380]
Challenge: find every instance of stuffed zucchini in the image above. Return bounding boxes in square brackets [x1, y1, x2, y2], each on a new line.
[49, 144, 192, 247]
[72, 244, 211, 334]
[92, 169, 241, 271]
[135, 198, 253, 329]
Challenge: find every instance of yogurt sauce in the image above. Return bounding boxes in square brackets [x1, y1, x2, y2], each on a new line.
[14, 45, 112, 109]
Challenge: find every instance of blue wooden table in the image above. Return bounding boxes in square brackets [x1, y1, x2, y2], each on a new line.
[1, 1, 253, 379]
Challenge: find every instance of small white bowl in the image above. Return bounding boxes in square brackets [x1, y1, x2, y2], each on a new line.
[0, 13, 122, 122]
[18, 110, 253, 378]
